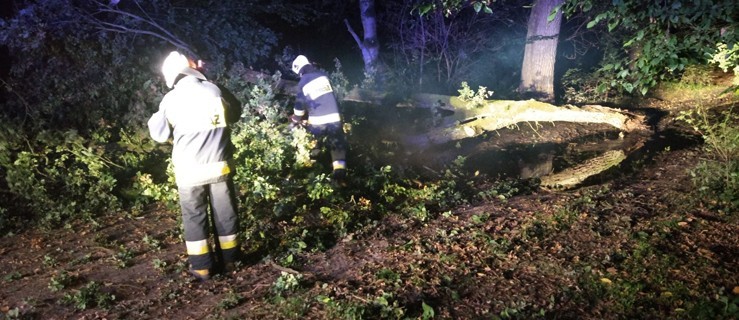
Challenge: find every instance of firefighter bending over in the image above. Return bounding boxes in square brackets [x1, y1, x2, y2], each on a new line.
[290, 55, 349, 182]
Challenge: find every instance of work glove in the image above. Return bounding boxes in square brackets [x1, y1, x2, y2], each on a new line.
[289, 114, 304, 130]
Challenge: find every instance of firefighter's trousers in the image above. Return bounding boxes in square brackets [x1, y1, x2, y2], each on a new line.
[178, 179, 240, 271]
[309, 122, 348, 170]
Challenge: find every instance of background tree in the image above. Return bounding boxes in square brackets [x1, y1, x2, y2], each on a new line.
[345, 0, 382, 87]
[518, 0, 563, 102]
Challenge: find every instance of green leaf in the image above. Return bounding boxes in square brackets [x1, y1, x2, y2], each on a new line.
[588, 13, 608, 28]
[597, 83, 608, 93]
[422, 301, 435, 318]
[547, 5, 562, 22]
[636, 29, 645, 41]
[484, 6, 493, 14]
[622, 82, 634, 93]
[473, 2, 482, 12]
[582, 1, 592, 12]
[417, 4, 433, 16]
[608, 18, 620, 32]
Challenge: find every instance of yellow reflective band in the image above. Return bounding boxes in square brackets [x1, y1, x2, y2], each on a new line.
[186, 239, 210, 255]
[191, 269, 209, 277]
[218, 235, 238, 250]
[332, 160, 346, 170]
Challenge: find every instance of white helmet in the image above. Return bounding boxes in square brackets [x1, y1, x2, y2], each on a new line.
[291, 55, 310, 74]
[161, 51, 190, 88]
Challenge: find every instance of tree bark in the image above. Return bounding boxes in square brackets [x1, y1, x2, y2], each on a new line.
[519, 0, 563, 102]
[345, 0, 381, 78]
[416, 97, 648, 144]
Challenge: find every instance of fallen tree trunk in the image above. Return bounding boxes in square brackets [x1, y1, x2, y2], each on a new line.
[424, 100, 647, 145]
[394, 93, 649, 146]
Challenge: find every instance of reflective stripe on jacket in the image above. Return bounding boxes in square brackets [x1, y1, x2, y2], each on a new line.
[294, 67, 342, 126]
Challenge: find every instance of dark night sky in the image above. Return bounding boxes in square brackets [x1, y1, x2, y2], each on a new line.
[1, 0, 13, 77]
[0, 0, 13, 69]
[0, 1, 12, 105]
[0, 0, 11, 17]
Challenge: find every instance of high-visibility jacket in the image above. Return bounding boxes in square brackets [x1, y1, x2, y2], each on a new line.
[148, 75, 235, 187]
[294, 66, 342, 126]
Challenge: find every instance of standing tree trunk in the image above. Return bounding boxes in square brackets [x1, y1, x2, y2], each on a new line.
[345, 0, 381, 85]
[519, 0, 563, 102]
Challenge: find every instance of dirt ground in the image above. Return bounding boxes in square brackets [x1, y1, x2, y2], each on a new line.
[1, 88, 738, 319]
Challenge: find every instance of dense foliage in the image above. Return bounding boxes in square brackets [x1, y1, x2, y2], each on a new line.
[562, 0, 738, 96]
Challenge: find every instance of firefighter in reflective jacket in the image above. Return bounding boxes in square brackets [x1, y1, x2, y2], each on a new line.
[290, 55, 348, 181]
[148, 51, 241, 281]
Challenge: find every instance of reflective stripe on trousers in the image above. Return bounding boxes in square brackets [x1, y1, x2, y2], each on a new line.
[178, 180, 240, 270]
[309, 123, 348, 166]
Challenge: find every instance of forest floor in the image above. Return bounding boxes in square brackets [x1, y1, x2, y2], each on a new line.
[1, 78, 738, 319]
